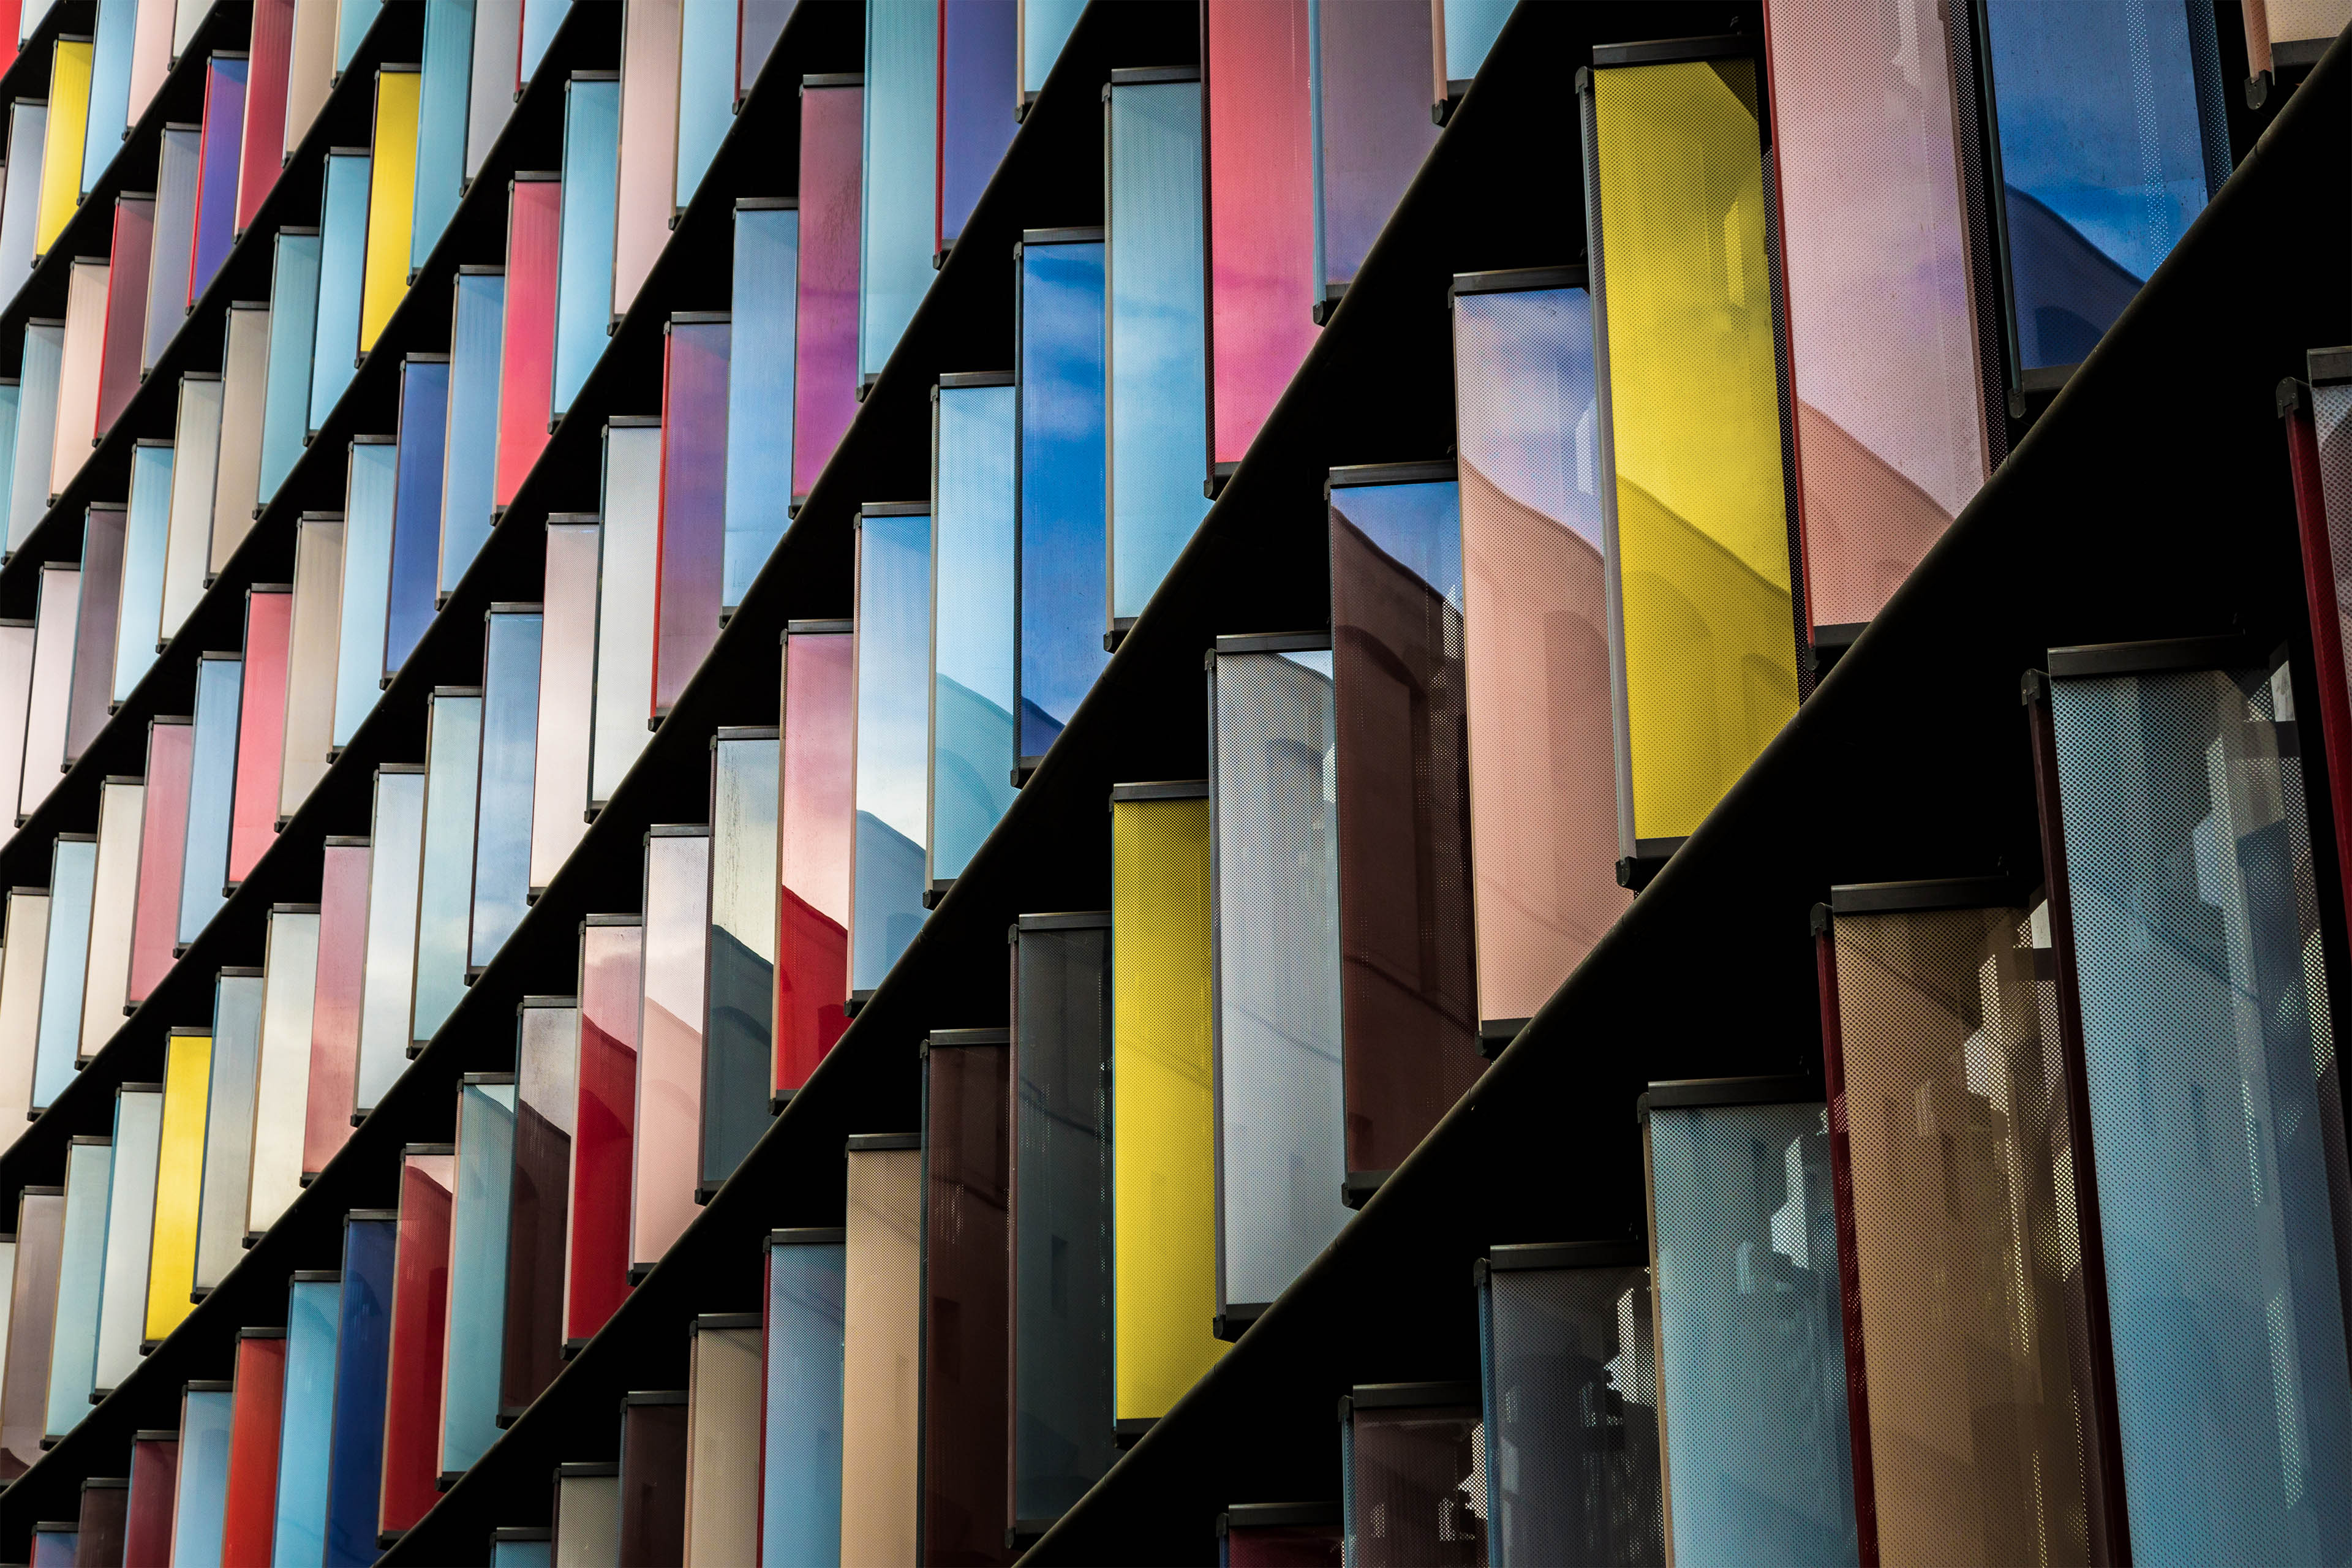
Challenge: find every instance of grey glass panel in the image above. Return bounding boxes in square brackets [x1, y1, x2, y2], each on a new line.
[141, 124, 197, 375]
[466, 0, 522, 183]
[18, 564, 77, 823]
[332, 439, 397, 748]
[40, 1137, 108, 1439]
[159, 375, 221, 643]
[93, 1086, 160, 1392]
[850, 509, 929, 992]
[309, 150, 371, 432]
[177, 656, 241, 945]
[192, 971, 264, 1292]
[410, 0, 474, 271]
[702, 731, 777, 1186]
[589, 422, 659, 803]
[410, 689, 482, 1045]
[858, 0, 937, 379]
[353, 767, 424, 1113]
[470, 610, 540, 967]
[31, 835, 94, 1108]
[8, 320, 62, 554]
[440, 1077, 514, 1474]
[113, 442, 171, 701]
[929, 382, 1015, 884]
[209, 303, 270, 571]
[281, 516, 344, 816]
[552, 75, 617, 418]
[0, 104, 46, 295]
[1211, 647, 1346, 1314]
[723, 205, 796, 608]
[439, 270, 504, 595]
[259, 230, 322, 504]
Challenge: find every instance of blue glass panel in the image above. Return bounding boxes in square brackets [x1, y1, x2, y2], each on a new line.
[723, 205, 796, 608]
[336, 0, 383, 72]
[1646, 1099, 1857, 1567]
[469, 611, 540, 967]
[0, 103, 46, 290]
[9, 320, 62, 553]
[410, 689, 481, 1044]
[143, 125, 199, 375]
[40, 1137, 109, 1439]
[385, 358, 450, 675]
[323, 1214, 393, 1568]
[80, 0, 135, 197]
[178, 657, 241, 945]
[259, 230, 322, 504]
[1016, 237, 1106, 762]
[2049, 662, 2352, 1563]
[355, 767, 425, 1113]
[439, 270, 505, 594]
[332, 439, 398, 748]
[31, 835, 95, 1109]
[173, 1386, 236, 1568]
[274, 1276, 341, 1568]
[1985, 0, 2225, 372]
[1106, 80, 1207, 623]
[193, 971, 264, 1293]
[490, 1540, 552, 1568]
[674, 1, 734, 210]
[929, 380, 1015, 883]
[113, 442, 171, 701]
[858, 0, 938, 379]
[412, 0, 476, 271]
[1019, 0, 1084, 97]
[850, 508, 929, 993]
[763, 1237, 845, 1566]
[518, 0, 567, 85]
[1439, 0, 1511, 85]
[440, 1077, 514, 1472]
[552, 75, 618, 417]
[28, 1528, 73, 1568]
[702, 730, 777, 1186]
[309, 151, 372, 433]
[938, 0, 1014, 249]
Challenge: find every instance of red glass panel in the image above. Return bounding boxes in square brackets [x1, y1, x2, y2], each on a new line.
[379, 1150, 454, 1534]
[775, 629, 851, 1095]
[1205, 0, 1317, 467]
[654, 318, 729, 715]
[568, 919, 641, 1342]
[228, 587, 292, 884]
[0, 1189, 64, 1478]
[66, 507, 126, 767]
[302, 839, 371, 1174]
[238, 0, 296, 232]
[127, 717, 194, 1006]
[633, 831, 709, 1271]
[220, 1332, 286, 1565]
[99, 197, 154, 437]
[126, 1434, 177, 1568]
[495, 175, 560, 505]
[791, 81, 861, 500]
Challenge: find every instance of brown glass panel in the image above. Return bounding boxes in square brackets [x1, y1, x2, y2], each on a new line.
[618, 1395, 688, 1568]
[0, 1188, 66, 1477]
[502, 1001, 578, 1419]
[922, 1035, 1012, 1566]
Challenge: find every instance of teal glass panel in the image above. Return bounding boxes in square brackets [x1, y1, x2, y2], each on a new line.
[762, 1235, 845, 1565]
[858, 0, 938, 380]
[518, 0, 567, 86]
[113, 441, 171, 701]
[81, 0, 135, 197]
[1439, 0, 1511, 85]
[336, 0, 382, 72]
[9, 319, 62, 553]
[439, 1077, 514, 1473]
[439, 270, 505, 595]
[723, 203, 796, 608]
[309, 151, 372, 434]
[178, 657, 240, 943]
[674, 1, 733, 210]
[1020, 0, 1084, 97]
[40, 1137, 109, 1439]
[469, 609, 540, 967]
[927, 379, 1015, 884]
[410, 688, 481, 1044]
[1016, 236, 1106, 762]
[411, 0, 476, 271]
[259, 230, 322, 504]
[850, 508, 929, 993]
[273, 1276, 341, 1568]
[331, 439, 398, 748]
[552, 75, 617, 417]
[192, 971, 264, 1293]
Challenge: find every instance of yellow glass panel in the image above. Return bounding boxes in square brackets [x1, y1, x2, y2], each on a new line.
[37, 40, 94, 256]
[359, 67, 421, 352]
[145, 1031, 211, 1344]
[1109, 793, 1226, 1422]
[1589, 56, 1798, 844]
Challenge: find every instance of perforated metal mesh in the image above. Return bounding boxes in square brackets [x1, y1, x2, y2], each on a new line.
[1826, 906, 2090, 1564]
[1480, 1265, 1661, 1567]
[1644, 1101, 1858, 1566]
[1344, 1401, 1487, 1566]
[2049, 664, 2352, 1561]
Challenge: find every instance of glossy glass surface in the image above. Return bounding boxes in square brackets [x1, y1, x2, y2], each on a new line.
[634, 829, 708, 1267]
[6, 320, 62, 556]
[258, 230, 320, 503]
[145, 1030, 210, 1343]
[471, 609, 539, 965]
[618, 1399, 688, 1566]
[273, 1275, 339, 1568]
[169, 1386, 233, 1568]
[356, 68, 418, 352]
[530, 520, 596, 886]
[334, 0, 380, 75]
[42, 1138, 111, 1440]
[842, 1145, 921, 1564]
[309, 149, 371, 431]
[440, 1077, 514, 1475]
[143, 124, 197, 374]
[127, 717, 190, 1004]
[518, 0, 565, 85]
[18, 565, 79, 823]
[409, 0, 470, 268]
[353, 767, 424, 1112]
[112, 442, 171, 701]
[0, 104, 47, 290]
[209, 301, 272, 570]
[1017, 238, 1106, 762]
[31, 836, 94, 1109]
[158, 374, 221, 643]
[569, 918, 640, 1341]
[673, 0, 733, 210]
[1019, 0, 1081, 95]
[703, 733, 775, 1186]
[247, 907, 320, 1235]
[929, 381, 1015, 884]
[97, 197, 153, 436]
[190, 58, 248, 305]
[685, 1324, 761, 1563]
[612, 0, 679, 320]
[80, 0, 135, 198]
[589, 421, 659, 803]
[64, 503, 124, 764]
[280, 515, 344, 816]
[304, 837, 369, 1171]
[51, 260, 107, 496]
[654, 319, 728, 713]
[238, 0, 295, 230]
[385, 358, 450, 676]
[77, 1480, 129, 1568]
[859, 0, 936, 380]
[193, 971, 264, 1292]
[440, 269, 504, 593]
[331, 438, 397, 747]
[176, 654, 240, 944]
[496, 176, 558, 503]
[229, 589, 292, 882]
[36, 40, 90, 254]
[0, 889, 39, 1128]
[323, 1214, 393, 1568]
[467, 0, 522, 182]
[92, 1086, 159, 1392]
[78, 779, 141, 1055]
[410, 688, 482, 1044]
[850, 510, 929, 993]
[554, 1471, 622, 1566]
[222, 1333, 287, 1566]
[1435, 0, 1509, 86]
[791, 86, 859, 502]
[763, 1237, 845, 1566]
[1309, 0, 1434, 293]
[723, 205, 795, 607]
[1205, 0, 1316, 466]
[922, 1037, 1011, 1561]
[1586, 56, 1797, 848]
[937, 0, 1013, 250]
[503, 1003, 576, 1416]
[126, 1431, 177, 1567]
[0, 1188, 62, 1479]
[739, 0, 795, 100]
[777, 627, 851, 1091]
[552, 74, 617, 417]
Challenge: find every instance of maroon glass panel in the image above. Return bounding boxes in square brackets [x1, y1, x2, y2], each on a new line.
[301, 838, 369, 1175]
[568, 918, 641, 1344]
[791, 80, 861, 501]
[379, 1148, 453, 1534]
[127, 717, 193, 1006]
[228, 586, 292, 884]
[618, 1396, 688, 1567]
[776, 627, 851, 1096]
[0, 1187, 64, 1478]
[65, 507, 126, 767]
[99, 196, 155, 436]
[74, 1479, 127, 1566]
[501, 1000, 577, 1419]
[1205, 0, 1317, 469]
[1227, 1518, 1343, 1566]
[125, 1434, 177, 1567]
[654, 318, 729, 716]
[921, 1034, 1012, 1566]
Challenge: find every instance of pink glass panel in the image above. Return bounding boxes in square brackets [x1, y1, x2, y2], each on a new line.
[1205, 0, 1317, 467]
[654, 318, 728, 715]
[238, 0, 296, 233]
[127, 715, 192, 1005]
[53, 264, 107, 496]
[99, 197, 154, 436]
[791, 81, 861, 500]
[569, 918, 641, 1341]
[65, 508, 125, 767]
[20, 566, 82, 824]
[129, 0, 172, 123]
[301, 839, 370, 1174]
[632, 831, 708, 1271]
[379, 1150, 453, 1534]
[776, 628, 851, 1094]
[0, 620, 34, 847]
[495, 176, 560, 506]
[228, 586, 292, 883]
[614, 0, 682, 317]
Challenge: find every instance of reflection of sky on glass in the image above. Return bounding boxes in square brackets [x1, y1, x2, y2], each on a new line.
[933, 383, 1017, 880]
[1021, 0, 1085, 95]
[552, 78, 619, 417]
[856, 511, 931, 845]
[1442, 0, 1512, 80]
[1018, 239, 1106, 758]
[726, 208, 797, 606]
[1453, 288, 1600, 546]
[859, 0, 938, 378]
[1332, 479, 1462, 612]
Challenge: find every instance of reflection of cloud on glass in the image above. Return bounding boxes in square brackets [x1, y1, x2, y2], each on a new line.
[1454, 290, 1603, 546]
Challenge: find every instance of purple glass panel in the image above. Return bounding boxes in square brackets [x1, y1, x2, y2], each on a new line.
[937, 0, 1014, 253]
[190, 55, 247, 306]
[654, 317, 728, 715]
[791, 80, 860, 502]
[1311, 0, 1436, 295]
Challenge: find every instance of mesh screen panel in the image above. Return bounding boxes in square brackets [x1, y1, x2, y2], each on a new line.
[778, 629, 853, 1091]
[1480, 1264, 1660, 1566]
[552, 77, 618, 418]
[325, 1215, 394, 1567]
[654, 320, 729, 712]
[938, 1, 1015, 249]
[1644, 1101, 1858, 1566]
[684, 1325, 761, 1564]
[1309, 0, 1436, 294]
[930, 381, 1019, 883]
[386, 354, 450, 680]
[851, 511, 932, 992]
[0, 1189, 61, 1478]
[1344, 1400, 1487, 1566]
[922, 1039, 1013, 1564]
[1212, 649, 1348, 1315]
[2048, 664, 2352, 1561]
[726, 204, 797, 605]
[1826, 906, 2090, 1564]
